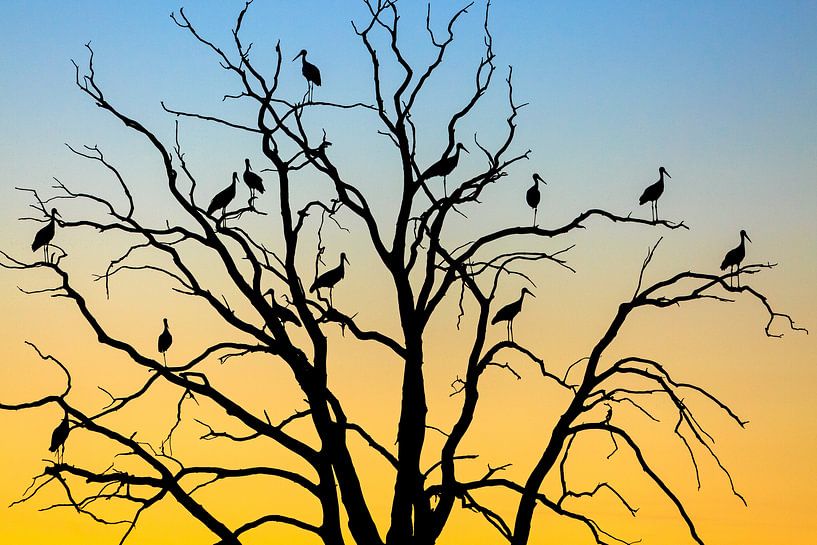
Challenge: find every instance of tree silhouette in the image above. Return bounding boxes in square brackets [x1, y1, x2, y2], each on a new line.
[0, 2, 806, 545]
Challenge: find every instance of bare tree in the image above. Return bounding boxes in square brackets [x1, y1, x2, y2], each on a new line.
[0, 2, 806, 545]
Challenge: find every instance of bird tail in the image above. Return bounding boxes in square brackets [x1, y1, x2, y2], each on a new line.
[719, 260, 729, 271]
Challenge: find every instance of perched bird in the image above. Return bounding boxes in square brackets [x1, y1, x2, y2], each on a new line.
[720, 230, 752, 287]
[266, 289, 302, 328]
[309, 253, 349, 307]
[293, 49, 321, 102]
[491, 288, 535, 342]
[526, 173, 547, 226]
[423, 143, 469, 197]
[638, 166, 671, 222]
[207, 172, 238, 221]
[49, 413, 71, 463]
[31, 208, 61, 262]
[158, 318, 173, 365]
[305, 140, 332, 160]
[243, 159, 265, 204]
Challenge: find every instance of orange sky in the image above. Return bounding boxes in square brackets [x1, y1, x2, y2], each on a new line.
[1, 2, 816, 544]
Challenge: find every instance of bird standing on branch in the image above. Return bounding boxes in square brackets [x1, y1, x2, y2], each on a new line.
[527, 173, 547, 227]
[720, 230, 752, 287]
[49, 413, 71, 463]
[266, 289, 302, 328]
[424, 143, 468, 198]
[158, 318, 173, 365]
[293, 49, 321, 102]
[31, 208, 61, 263]
[243, 159, 265, 205]
[310, 253, 349, 307]
[492, 288, 535, 342]
[207, 172, 238, 222]
[638, 166, 671, 222]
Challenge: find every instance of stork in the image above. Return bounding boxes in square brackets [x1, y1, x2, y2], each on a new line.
[49, 413, 70, 463]
[424, 143, 468, 197]
[31, 208, 61, 262]
[310, 253, 349, 307]
[158, 318, 172, 365]
[720, 230, 751, 287]
[638, 166, 671, 222]
[265, 289, 302, 328]
[243, 159, 265, 205]
[491, 288, 535, 342]
[293, 49, 321, 102]
[526, 173, 547, 226]
[207, 172, 238, 223]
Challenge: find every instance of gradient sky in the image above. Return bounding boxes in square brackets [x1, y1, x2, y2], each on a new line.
[1, 2, 816, 544]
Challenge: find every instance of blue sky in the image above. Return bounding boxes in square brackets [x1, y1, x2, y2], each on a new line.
[1, 2, 816, 544]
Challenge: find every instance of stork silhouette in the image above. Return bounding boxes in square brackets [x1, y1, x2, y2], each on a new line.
[31, 208, 61, 262]
[310, 253, 349, 307]
[491, 288, 535, 342]
[158, 318, 172, 365]
[265, 289, 302, 328]
[49, 413, 71, 463]
[243, 159, 265, 205]
[720, 230, 751, 287]
[424, 143, 468, 198]
[293, 49, 321, 102]
[526, 173, 547, 226]
[207, 172, 238, 223]
[638, 166, 671, 222]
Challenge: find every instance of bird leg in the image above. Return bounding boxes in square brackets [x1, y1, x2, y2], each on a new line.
[533, 207, 538, 227]
[654, 201, 659, 222]
[162, 352, 167, 366]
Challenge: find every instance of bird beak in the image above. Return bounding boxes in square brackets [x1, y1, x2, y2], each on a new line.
[462, 145, 470, 154]
[534, 174, 547, 185]
[292, 54, 298, 62]
[745, 233, 752, 243]
[664, 169, 671, 178]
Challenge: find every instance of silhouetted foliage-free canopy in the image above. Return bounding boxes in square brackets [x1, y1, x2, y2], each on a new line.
[0, 2, 805, 545]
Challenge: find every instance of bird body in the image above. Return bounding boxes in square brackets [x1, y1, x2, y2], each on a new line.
[293, 49, 321, 101]
[243, 159, 265, 201]
[526, 173, 546, 226]
[639, 166, 671, 222]
[158, 318, 172, 364]
[720, 230, 751, 286]
[266, 289, 302, 328]
[31, 208, 60, 261]
[492, 288, 535, 341]
[310, 253, 349, 306]
[424, 143, 469, 198]
[49, 414, 70, 453]
[273, 302, 302, 327]
[424, 143, 468, 180]
[207, 172, 238, 217]
[310, 253, 349, 293]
